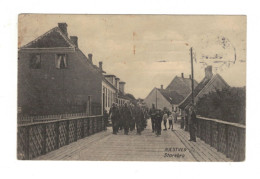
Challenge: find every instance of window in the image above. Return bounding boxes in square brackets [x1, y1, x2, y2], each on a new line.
[30, 54, 41, 69]
[55, 54, 67, 69]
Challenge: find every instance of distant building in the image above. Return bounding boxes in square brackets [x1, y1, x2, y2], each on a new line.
[144, 73, 198, 112]
[144, 85, 184, 112]
[179, 66, 230, 109]
[166, 73, 198, 97]
[117, 81, 130, 106]
[18, 22, 117, 116]
[104, 75, 130, 107]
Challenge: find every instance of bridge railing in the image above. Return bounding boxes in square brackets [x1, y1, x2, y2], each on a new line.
[17, 115, 105, 160]
[195, 116, 245, 161]
[18, 113, 90, 124]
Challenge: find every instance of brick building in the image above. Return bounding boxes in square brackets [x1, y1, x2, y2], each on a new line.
[18, 23, 117, 116]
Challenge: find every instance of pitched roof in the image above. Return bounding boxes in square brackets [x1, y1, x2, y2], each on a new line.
[104, 74, 116, 77]
[20, 23, 117, 92]
[166, 76, 198, 97]
[20, 27, 76, 49]
[178, 74, 229, 109]
[158, 89, 184, 104]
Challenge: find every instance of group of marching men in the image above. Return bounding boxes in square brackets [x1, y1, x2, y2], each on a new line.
[149, 104, 197, 140]
[104, 102, 197, 140]
[104, 102, 149, 135]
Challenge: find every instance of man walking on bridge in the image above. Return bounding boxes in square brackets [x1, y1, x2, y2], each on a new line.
[109, 103, 119, 135]
[154, 109, 162, 136]
[188, 105, 197, 142]
[135, 104, 144, 135]
[122, 103, 132, 135]
[162, 111, 168, 130]
[149, 104, 156, 133]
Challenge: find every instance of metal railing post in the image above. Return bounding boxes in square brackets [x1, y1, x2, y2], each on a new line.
[217, 122, 220, 151]
[66, 120, 69, 145]
[225, 124, 229, 158]
[25, 126, 30, 160]
[81, 118, 85, 139]
[75, 119, 78, 142]
[42, 124, 47, 155]
[55, 121, 60, 149]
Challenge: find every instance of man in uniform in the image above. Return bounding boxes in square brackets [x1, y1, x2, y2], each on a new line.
[129, 103, 136, 131]
[143, 107, 148, 129]
[184, 106, 189, 131]
[118, 105, 123, 131]
[149, 104, 156, 133]
[188, 105, 197, 142]
[109, 103, 119, 135]
[122, 103, 132, 135]
[154, 109, 162, 136]
[135, 104, 144, 135]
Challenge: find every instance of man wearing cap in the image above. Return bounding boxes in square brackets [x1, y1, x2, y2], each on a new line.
[154, 109, 162, 136]
[122, 103, 132, 135]
[109, 103, 119, 135]
[188, 105, 197, 142]
[135, 104, 144, 135]
[149, 104, 156, 133]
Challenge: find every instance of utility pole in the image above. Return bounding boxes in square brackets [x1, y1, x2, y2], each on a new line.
[155, 88, 158, 109]
[190, 47, 194, 105]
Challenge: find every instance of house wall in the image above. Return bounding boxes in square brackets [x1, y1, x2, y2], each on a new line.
[144, 88, 172, 111]
[18, 50, 103, 116]
[102, 81, 117, 112]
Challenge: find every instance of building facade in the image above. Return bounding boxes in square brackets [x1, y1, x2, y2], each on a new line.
[144, 86, 184, 112]
[144, 73, 198, 112]
[18, 23, 116, 116]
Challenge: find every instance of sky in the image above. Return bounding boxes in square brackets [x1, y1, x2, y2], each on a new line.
[18, 14, 246, 99]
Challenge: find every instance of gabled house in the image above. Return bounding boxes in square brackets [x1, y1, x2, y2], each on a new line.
[166, 73, 198, 97]
[179, 65, 230, 109]
[144, 73, 198, 112]
[18, 22, 117, 116]
[144, 85, 184, 112]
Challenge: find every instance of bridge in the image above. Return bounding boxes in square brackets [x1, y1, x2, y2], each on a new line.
[17, 115, 245, 161]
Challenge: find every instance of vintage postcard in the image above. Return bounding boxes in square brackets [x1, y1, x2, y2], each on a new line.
[17, 14, 246, 161]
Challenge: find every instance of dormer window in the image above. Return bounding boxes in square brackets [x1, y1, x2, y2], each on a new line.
[30, 54, 41, 69]
[55, 54, 67, 69]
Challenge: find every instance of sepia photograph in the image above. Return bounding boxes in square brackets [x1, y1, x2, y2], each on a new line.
[17, 14, 246, 161]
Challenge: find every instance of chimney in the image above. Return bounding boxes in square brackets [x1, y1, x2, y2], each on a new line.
[161, 85, 163, 89]
[119, 82, 126, 94]
[88, 54, 93, 63]
[58, 23, 68, 37]
[99, 61, 103, 71]
[205, 65, 213, 79]
[181, 73, 184, 78]
[70, 36, 78, 47]
[115, 78, 120, 90]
